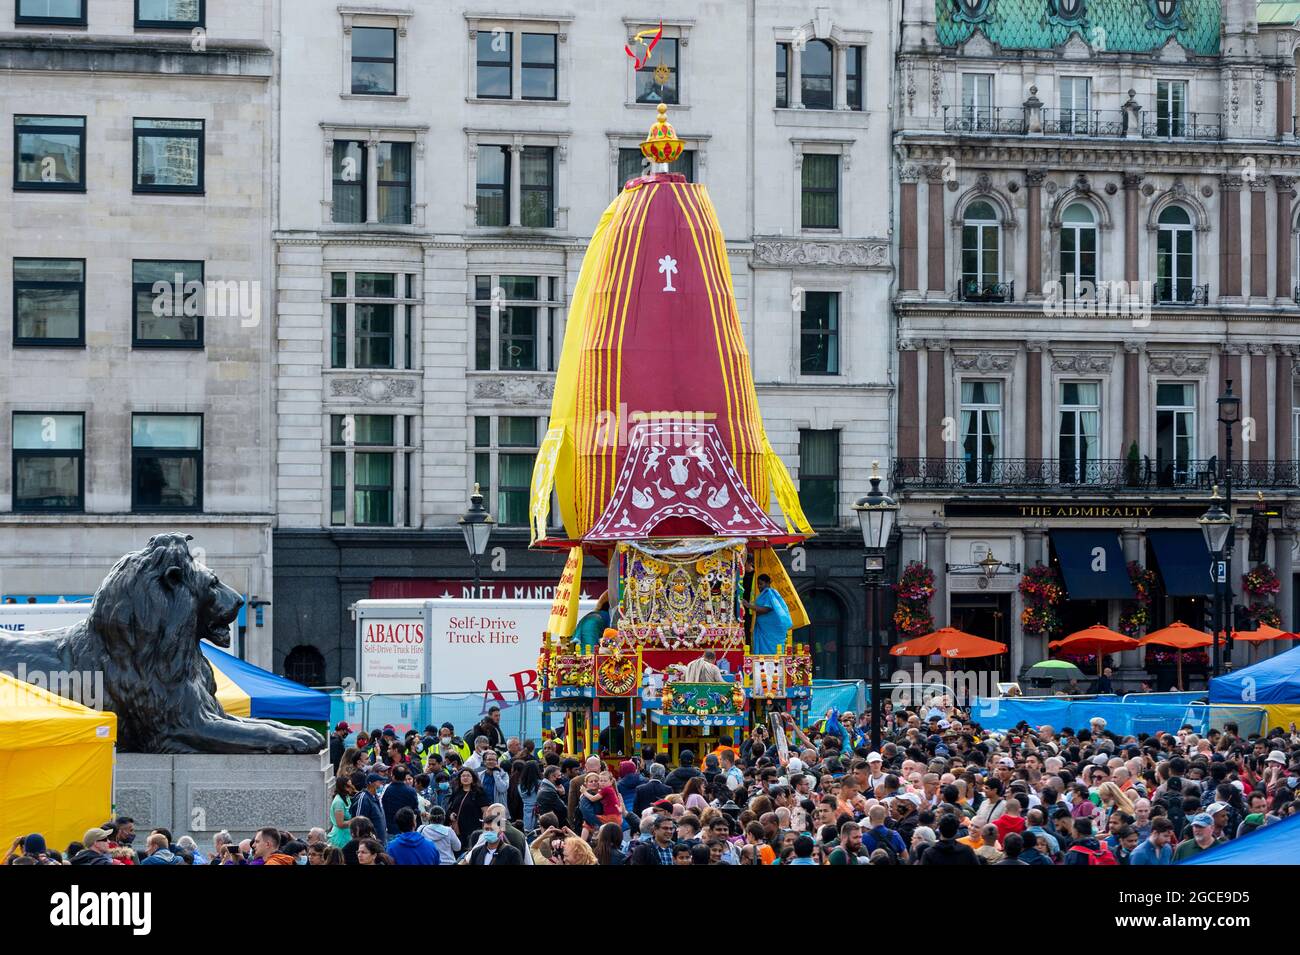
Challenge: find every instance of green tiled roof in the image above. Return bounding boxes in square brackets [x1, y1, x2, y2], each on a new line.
[936, 0, 1221, 56]
[1258, 0, 1300, 24]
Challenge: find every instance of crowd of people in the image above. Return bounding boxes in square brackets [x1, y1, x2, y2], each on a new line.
[8, 699, 1300, 866]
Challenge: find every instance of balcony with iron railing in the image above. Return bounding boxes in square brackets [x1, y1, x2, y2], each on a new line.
[955, 279, 1014, 304]
[1155, 283, 1210, 306]
[1140, 113, 1222, 141]
[942, 106, 1028, 135]
[938, 105, 1222, 142]
[892, 456, 1300, 493]
[1040, 108, 1129, 137]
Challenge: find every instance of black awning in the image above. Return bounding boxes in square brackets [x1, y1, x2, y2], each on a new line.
[1049, 530, 1135, 600]
[1147, 529, 1214, 597]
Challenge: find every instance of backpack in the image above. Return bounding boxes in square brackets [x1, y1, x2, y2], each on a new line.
[1070, 844, 1118, 866]
[866, 827, 901, 865]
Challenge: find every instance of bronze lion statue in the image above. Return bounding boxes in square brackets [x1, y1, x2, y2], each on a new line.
[0, 534, 323, 754]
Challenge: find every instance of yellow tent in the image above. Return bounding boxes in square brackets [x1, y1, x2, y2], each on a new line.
[0, 670, 117, 854]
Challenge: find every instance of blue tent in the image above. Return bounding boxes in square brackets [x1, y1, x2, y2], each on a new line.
[1209, 644, 1300, 705]
[200, 643, 331, 723]
[1179, 811, 1300, 865]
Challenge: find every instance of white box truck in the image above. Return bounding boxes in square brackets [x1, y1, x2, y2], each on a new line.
[0, 601, 93, 634]
[352, 598, 594, 702]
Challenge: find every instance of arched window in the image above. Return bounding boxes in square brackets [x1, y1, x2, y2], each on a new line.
[284, 645, 326, 686]
[1059, 202, 1097, 295]
[1156, 205, 1195, 303]
[797, 589, 845, 679]
[801, 40, 833, 110]
[961, 200, 1002, 299]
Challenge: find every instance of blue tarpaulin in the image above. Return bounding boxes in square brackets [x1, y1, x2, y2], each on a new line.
[1209, 645, 1300, 705]
[811, 679, 866, 719]
[200, 643, 331, 722]
[969, 696, 1264, 738]
[1179, 811, 1300, 865]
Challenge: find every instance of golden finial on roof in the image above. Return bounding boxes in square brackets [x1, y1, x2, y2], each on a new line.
[641, 102, 685, 165]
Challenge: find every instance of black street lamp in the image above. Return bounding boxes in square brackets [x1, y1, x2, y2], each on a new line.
[853, 461, 899, 752]
[1217, 381, 1241, 670]
[458, 483, 495, 598]
[1199, 486, 1232, 678]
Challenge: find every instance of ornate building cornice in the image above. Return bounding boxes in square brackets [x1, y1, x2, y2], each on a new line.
[751, 238, 890, 270]
[471, 375, 555, 405]
[1147, 354, 1209, 376]
[329, 374, 420, 403]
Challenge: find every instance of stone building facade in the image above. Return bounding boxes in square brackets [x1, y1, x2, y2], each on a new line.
[272, 1, 897, 686]
[0, 1, 277, 665]
[893, 0, 1300, 686]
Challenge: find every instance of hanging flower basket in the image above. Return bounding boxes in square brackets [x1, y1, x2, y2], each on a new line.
[1118, 562, 1157, 638]
[1019, 564, 1063, 638]
[1242, 564, 1282, 629]
[892, 561, 935, 639]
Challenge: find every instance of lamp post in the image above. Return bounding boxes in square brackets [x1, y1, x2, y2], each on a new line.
[1199, 486, 1232, 678]
[458, 483, 495, 598]
[1217, 381, 1241, 670]
[853, 461, 899, 752]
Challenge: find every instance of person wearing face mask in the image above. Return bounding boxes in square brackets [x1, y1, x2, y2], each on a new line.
[466, 818, 522, 865]
[436, 723, 471, 763]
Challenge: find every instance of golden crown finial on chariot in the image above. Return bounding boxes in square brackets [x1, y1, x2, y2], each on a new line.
[641, 102, 685, 165]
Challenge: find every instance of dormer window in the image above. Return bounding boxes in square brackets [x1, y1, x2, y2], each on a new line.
[1147, 0, 1185, 28]
[953, 0, 991, 24]
[1048, 0, 1085, 23]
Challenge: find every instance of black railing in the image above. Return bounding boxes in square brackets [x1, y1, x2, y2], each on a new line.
[1155, 283, 1209, 306]
[892, 457, 1300, 492]
[1141, 113, 1222, 141]
[943, 106, 1027, 135]
[956, 279, 1014, 303]
[1041, 108, 1128, 137]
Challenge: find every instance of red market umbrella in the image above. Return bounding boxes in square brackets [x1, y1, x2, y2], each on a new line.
[1049, 625, 1139, 675]
[1139, 622, 1217, 688]
[890, 627, 1008, 660]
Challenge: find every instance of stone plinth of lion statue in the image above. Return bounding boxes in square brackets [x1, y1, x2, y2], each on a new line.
[0, 534, 323, 755]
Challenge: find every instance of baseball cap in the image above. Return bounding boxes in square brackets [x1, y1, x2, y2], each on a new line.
[1190, 813, 1215, 828]
[899, 792, 922, 808]
[1206, 801, 1228, 816]
[1267, 750, 1287, 765]
[998, 756, 1015, 767]
[334, 721, 350, 733]
[365, 772, 384, 784]
[83, 827, 113, 845]
[866, 752, 883, 763]
[1092, 754, 1110, 766]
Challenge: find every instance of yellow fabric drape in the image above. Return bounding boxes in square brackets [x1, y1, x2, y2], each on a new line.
[755, 546, 810, 631]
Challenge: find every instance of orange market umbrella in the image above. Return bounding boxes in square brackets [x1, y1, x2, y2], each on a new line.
[1049, 625, 1139, 675]
[1139, 622, 1217, 688]
[890, 627, 1008, 660]
[1230, 623, 1293, 644]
